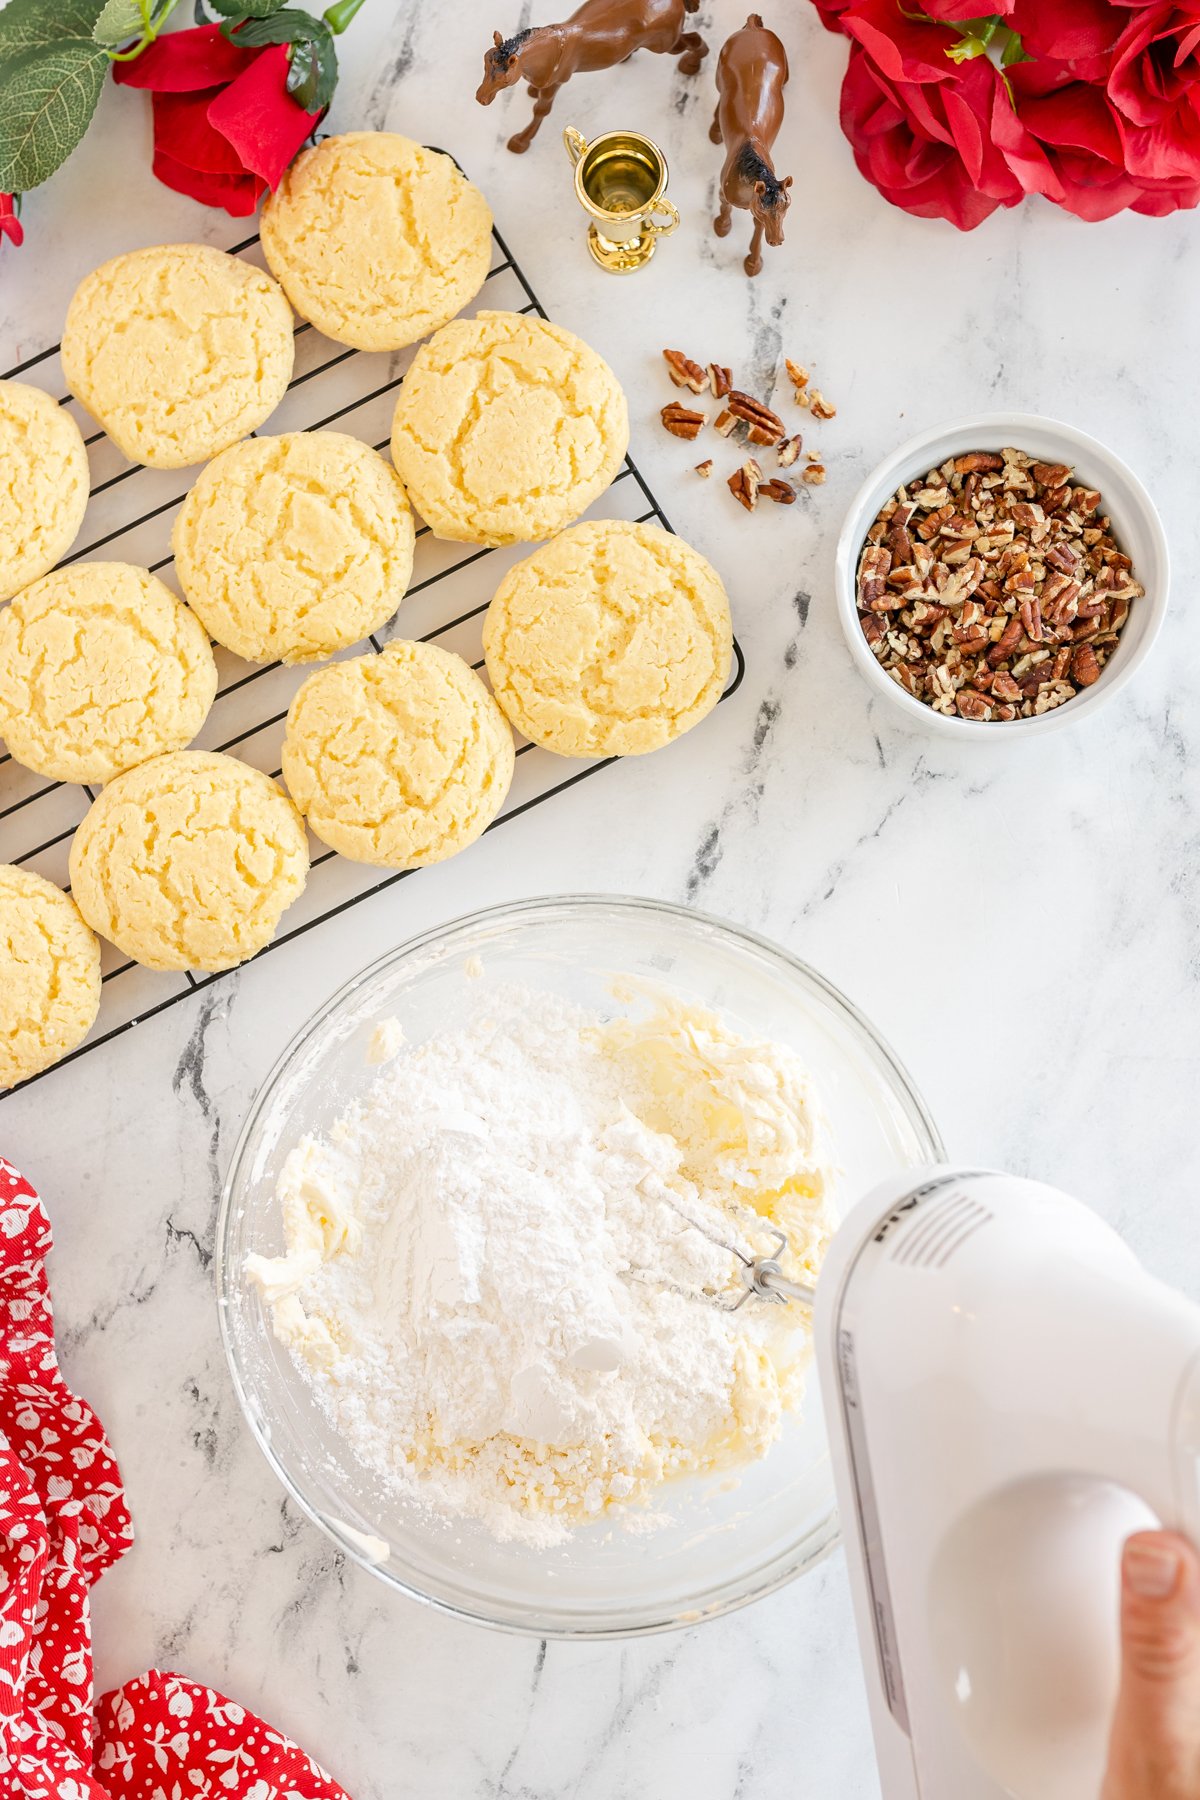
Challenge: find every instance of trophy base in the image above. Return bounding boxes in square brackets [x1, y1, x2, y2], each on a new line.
[586, 224, 657, 274]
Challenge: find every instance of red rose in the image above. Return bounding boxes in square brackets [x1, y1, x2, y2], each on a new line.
[836, 2, 1063, 229]
[1105, 2, 1200, 182]
[0, 193, 22, 249]
[113, 24, 320, 216]
[1007, 0, 1120, 83]
[1014, 73, 1200, 216]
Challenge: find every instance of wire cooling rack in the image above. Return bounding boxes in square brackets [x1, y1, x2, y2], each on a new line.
[0, 215, 746, 1097]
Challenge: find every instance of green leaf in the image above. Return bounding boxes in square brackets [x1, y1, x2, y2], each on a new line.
[0, 0, 106, 58]
[223, 7, 326, 43]
[285, 30, 335, 108]
[999, 27, 1033, 66]
[209, 0, 288, 14]
[0, 38, 107, 190]
[91, 0, 144, 46]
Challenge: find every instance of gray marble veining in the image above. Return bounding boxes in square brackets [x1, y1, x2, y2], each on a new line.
[2, 4, 1199, 1795]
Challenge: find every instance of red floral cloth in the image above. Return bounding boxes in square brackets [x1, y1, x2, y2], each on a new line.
[0, 1157, 352, 1800]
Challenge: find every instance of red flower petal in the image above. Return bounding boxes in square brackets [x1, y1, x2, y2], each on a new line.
[842, 0, 959, 86]
[0, 193, 22, 248]
[151, 149, 266, 216]
[153, 89, 248, 176]
[206, 44, 321, 189]
[113, 23, 258, 93]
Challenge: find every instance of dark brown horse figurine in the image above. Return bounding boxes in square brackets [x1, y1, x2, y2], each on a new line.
[710, 14, 791, 276]
[477, 0, 706, 154]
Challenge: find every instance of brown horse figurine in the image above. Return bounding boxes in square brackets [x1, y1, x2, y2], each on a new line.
[710, 14, 791, 276]
[477, 0, 706, 154]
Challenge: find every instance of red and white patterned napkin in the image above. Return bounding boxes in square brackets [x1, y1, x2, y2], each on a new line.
[0, 1156, 354, 1800]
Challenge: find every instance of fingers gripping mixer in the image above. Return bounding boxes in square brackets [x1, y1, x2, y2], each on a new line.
[814, 1168, 1200, 1800]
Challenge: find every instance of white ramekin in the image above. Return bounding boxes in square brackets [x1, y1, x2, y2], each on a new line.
[834, 413, 1170, 740]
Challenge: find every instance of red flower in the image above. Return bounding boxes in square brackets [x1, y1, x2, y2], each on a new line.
[1105, 2, 1200, 182]
[1015, 74, 1200, 216]
[113, 24, 320, 216]
[1008, 0, 1120, 83]
[836, 2, 1063, 230]
[0, 193, 22, 249]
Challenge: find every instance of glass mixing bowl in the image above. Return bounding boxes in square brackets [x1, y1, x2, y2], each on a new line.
[216, 896, 943, 1638]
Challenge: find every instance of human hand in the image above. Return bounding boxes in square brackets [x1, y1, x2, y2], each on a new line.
[1102, 1531, 1200, 1798]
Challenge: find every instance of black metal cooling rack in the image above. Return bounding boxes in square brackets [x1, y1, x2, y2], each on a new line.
[0, 216, 746, 1097]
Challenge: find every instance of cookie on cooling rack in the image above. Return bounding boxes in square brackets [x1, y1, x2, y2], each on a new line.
[172, 432, 415, 665]
[281, 640, 514, 869]
[0, 866, 101, 1090]
[260, 133, 493, 352]
[0, 379, 89, 602]
[0, 563, 218, 785]
[483, 520, 732, 758]
[389, 310, 629, 547]
[61, 244, 294, 470]
[69, 751, 309, 973]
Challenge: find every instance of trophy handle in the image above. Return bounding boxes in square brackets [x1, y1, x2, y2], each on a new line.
[645, 197, 680, 238]
[562, 126, 588, 167]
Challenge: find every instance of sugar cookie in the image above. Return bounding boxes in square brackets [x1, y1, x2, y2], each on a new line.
[69, 752, 309, 972]
[483, 520, 732, 757]
[261, 133, 493, 352]
[281, 640, 514, 868]
[390, 310, 628, 546]
[0, 380, 90, 602]
[61, 244, 294, 469]
[0, 563, 218, 784]
[0, 867, 101, 1089]
[172, 432, 415, 664]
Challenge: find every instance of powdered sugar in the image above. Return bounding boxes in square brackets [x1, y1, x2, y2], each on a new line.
[248, 983, 835, 1544]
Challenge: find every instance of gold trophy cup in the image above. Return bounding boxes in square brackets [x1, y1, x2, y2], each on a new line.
[562, 126, 680, 273]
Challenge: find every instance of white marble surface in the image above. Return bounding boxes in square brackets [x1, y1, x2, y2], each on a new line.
[2, 4, 1199, 1796]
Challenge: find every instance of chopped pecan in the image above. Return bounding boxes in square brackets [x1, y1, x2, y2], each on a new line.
[1072, 644, 1101, 685]
[777, 433, 802, 468]
[801, 462, 826, 485]
[708, 363, 732, 398]
[954, 452, 1004, 475]
[785, 358, 810, 396]
[661, 402, 705, 441]
[727, 390, 785, 444]
[694, 459, 713, 478]
[713, 408, 738, 437]
[760, 477, 796, 504]
[662, 349, 706, 393]
[808, 389, 836, 421]
[728, 458, 762, 512]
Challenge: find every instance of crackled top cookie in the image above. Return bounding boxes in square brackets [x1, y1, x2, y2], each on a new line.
[483, 520, 732, 758]
[172, 432, 415, 664]
[61, 244, 294, 469]
[0, 380, 90, 602]
[0, 563, 218, 784]
[390, 311, 629, 546]
[261, 133, 493, 352]
[281, 640, 514, 868]
[0, 867, 101, 1090]
[69, 751, 309, 972]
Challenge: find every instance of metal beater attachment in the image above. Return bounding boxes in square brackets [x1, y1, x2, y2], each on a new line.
[647, 1187, 817, 1314]
[721, 1224, 816, 1313]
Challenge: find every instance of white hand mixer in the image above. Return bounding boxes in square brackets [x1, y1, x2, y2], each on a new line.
[716, 1164, 1200, 1799]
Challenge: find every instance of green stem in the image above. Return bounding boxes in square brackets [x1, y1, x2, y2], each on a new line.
[107, 0, 184, 61]
[323, 0, 367, 33]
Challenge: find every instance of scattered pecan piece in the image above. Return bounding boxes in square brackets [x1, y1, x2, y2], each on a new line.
[777, 433, 802, 468]
[661, 402, 705, 441]
[760, 477, 796, 504]
[728, 458, 762, 512]
[709, 363, 732, 398]
[808, 389, 836, 421]
[801, 462, 826, 485]
[785, 358, 810, 395]
[662, 349, 706, 393]
[713, 408, 738, 437]
[727, 390, 784, 443]
[694, 459, 713, 478]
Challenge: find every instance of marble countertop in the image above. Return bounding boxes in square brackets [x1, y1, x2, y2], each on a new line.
[3, 4, 1199, 1796]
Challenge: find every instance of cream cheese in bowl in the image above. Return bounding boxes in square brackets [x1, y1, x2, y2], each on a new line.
[217, 896, 943, 1637]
